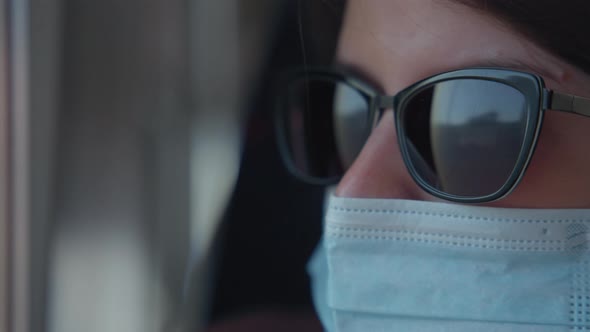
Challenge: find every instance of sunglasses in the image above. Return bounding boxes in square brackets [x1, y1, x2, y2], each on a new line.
[275, 67, 590, 203]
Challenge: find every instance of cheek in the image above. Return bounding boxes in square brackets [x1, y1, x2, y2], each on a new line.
[492, 112, 590, 208]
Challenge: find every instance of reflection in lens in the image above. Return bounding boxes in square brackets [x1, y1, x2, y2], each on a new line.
[403, 79, 527, 197]
[281, 77, 370, 179]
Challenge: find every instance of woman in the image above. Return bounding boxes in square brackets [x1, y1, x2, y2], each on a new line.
[275, 0, 590, 331]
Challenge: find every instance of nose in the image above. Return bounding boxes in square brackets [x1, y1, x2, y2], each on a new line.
[334, 111, 429, 200]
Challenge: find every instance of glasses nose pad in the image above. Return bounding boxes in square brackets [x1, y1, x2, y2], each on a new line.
[334, 110, 427, 200]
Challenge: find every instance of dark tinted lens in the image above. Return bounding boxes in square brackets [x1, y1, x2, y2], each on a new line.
[402, 79, 528, 197]
[279, 77, 370, 180]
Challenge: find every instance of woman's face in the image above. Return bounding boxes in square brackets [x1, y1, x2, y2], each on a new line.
[334, 0, 590, 208]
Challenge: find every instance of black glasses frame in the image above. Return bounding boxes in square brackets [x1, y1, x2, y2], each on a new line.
[275, 67, 590, 203]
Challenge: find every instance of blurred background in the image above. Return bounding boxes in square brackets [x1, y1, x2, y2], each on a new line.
[1, 0, 342, 331]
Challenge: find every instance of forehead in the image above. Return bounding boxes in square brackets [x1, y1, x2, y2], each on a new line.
[337, 0, 567, 93]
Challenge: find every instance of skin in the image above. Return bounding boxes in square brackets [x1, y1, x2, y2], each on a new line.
[334, 0, 590, 208]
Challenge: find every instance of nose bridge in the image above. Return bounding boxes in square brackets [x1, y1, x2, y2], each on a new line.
[376, 95, 396, 110]
[335, 110, 427, 200]
[370, 95, 391, 131]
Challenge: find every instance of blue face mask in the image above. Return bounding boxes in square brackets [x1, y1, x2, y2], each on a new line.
[309, 194, 590, 332]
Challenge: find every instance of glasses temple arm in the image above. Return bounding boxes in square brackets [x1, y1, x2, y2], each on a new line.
[547, 90, 590, 117]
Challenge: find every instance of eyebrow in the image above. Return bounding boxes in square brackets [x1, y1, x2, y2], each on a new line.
[467, 60, 590, 116]
[334, 62, 384, 89]
[335, 61, 590, 118]
[336, 55, 590, 117]
[336, 58, 562, 91]
[474, 59, 562, 82]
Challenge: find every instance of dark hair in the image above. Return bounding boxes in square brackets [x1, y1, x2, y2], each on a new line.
[450, 0, 590, 75]
[299, 0, 345, 65]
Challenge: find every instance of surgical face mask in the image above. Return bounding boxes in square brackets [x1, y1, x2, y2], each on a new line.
[308, 193, 590, 332]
